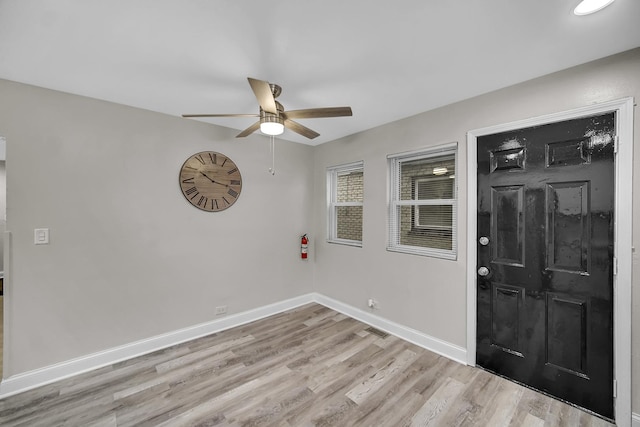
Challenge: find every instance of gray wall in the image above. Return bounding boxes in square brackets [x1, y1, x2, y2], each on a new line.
[312, 48, 640, 412]
[1, 48, 639, 413]
[0, 79, 315, 375]
[0, 160, 5, 274]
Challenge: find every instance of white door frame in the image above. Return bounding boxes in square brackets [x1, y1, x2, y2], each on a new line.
[466, 98, 633, 425]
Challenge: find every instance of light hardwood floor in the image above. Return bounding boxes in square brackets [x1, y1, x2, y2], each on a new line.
[0, 293, 3, 379]
[0, 303, 613, 426]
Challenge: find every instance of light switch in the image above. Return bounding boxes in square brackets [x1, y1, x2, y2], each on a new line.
[34, 228, 49, 245]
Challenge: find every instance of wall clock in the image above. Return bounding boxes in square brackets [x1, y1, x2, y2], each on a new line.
[179, 151, 242, 212]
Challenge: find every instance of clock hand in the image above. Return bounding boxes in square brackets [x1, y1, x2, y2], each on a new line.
[200, 172, 229, 187]
[199, 171, 215, 183]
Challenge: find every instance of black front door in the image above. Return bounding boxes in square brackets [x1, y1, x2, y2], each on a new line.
[476, 113, 616, 420]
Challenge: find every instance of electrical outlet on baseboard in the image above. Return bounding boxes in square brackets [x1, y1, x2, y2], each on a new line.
[215, 305, 227, 316]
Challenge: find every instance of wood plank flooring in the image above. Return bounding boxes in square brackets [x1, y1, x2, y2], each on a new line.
[0, 303, 614, 426]
[0, 294, 3, 379]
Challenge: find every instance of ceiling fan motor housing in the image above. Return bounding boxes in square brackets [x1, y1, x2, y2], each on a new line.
[260, 100, 284, 126]
[269, 83, 282, 99]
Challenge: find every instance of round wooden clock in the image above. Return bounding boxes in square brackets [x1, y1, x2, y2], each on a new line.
[179, 151, 242, 212]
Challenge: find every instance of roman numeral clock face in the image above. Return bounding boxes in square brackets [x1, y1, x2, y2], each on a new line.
[179, 151, 242, 212]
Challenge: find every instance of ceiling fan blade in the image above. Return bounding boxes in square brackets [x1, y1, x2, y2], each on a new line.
[284, 119, 320, 139]
[182, 113, 259, 118]
[236, 121, 261, 138]
[247, 77, 278, 114]
[283, 107, 353, 120]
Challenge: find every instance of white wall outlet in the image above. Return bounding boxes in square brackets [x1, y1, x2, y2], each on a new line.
[367, 298, 378, 309]
[34, 228, 49, 245]
[215, 305, 227, 316]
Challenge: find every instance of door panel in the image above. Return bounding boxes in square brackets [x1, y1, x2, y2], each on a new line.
[546, 181, 591, 273]
[491, 185, 525, 266]
[476, 113, 615, 420]
[491, 283, 524, 356]
[546, 293, 588, 376]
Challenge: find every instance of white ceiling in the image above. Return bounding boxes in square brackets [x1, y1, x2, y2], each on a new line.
[1, 0, 639, 145]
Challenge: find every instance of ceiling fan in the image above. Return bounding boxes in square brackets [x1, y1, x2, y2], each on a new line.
[183, 77, 353, 139]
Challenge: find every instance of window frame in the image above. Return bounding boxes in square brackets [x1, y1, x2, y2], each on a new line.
[387, 143, 458, 259]
[326, 161, 364, 247]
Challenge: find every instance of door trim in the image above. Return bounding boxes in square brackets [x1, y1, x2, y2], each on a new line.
[466, 98, 634, 425]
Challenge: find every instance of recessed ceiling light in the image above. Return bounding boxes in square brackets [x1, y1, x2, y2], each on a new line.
[574, 0, 615, 15]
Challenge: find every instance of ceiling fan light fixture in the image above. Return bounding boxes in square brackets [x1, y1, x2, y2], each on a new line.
[260, 121, 284, 136]
[574, 0, 615, 15]
[260, 113, 284, 136]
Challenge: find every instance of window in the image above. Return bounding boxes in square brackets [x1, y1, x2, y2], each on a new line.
[327, 161, 364, 246]
[388, 143, 457, 259]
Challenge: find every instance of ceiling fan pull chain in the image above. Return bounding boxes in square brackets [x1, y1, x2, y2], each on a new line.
[269, 135, 276, 175]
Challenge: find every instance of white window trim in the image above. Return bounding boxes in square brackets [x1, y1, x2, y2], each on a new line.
[387, 142, 458, 259]
[327, 161, 364, 247]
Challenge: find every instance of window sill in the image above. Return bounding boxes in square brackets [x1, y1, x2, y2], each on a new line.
[386, 245, 456, 260]
[327, 239, 363, 248]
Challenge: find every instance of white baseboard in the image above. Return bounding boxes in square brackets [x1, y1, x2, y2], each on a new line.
[632, 412, 640, 427]
[313, 293, 467, 364]
[0, 293, 315, 398]
[0, 292, 467, 399]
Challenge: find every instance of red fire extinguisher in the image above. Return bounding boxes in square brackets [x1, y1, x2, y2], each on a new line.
[301, 234, 308, 259]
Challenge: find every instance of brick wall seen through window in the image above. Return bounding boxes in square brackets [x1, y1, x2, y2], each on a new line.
[328, 162, 363, 246]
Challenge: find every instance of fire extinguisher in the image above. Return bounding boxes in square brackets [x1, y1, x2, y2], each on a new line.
[301, 234, 309, 259]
